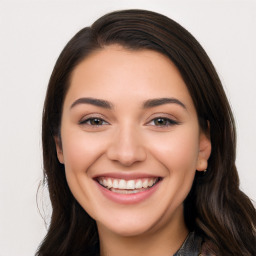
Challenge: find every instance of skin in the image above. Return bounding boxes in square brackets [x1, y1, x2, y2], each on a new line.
[55, 45, 211, 256]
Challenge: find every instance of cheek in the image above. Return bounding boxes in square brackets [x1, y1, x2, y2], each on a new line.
[61, 128, 107, 173]
[146, 127, 200, 173]
[60, 129, 107, 214]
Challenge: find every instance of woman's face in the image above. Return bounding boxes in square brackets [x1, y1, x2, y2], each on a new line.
[56, 45, 211, 237]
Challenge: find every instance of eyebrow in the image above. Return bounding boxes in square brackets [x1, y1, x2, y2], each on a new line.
[70, 97, 186, 110]
[70, 97, 113, 109]
[143, 98, 186, 109]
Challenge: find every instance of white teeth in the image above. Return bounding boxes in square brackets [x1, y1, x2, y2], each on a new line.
[98, 177, 158, 190]
[113, 179, 119, 188]
[148, 179, 154, 187]
[127, 180, 135, 189]
[107, 178, 112, 188]
[142, 180, 149, 188]
[135, 180, 142, 189]
[103, 179, 108, 187]
[119, 179, 126, 189]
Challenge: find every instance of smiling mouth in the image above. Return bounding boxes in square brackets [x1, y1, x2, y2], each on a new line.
[96, 177, 161, 194]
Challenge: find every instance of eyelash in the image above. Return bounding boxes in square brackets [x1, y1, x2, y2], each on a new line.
[79, 116, 179, 127]
[147, 117, 179, 127]
[79, 117, 109, 126]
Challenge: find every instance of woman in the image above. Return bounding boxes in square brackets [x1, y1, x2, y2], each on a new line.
[36, 9, 256, 256]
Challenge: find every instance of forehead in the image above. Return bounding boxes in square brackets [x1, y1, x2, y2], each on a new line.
[65, 45, 195, 111]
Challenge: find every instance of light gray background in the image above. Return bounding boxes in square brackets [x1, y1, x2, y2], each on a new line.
[0, 1, 255, 255]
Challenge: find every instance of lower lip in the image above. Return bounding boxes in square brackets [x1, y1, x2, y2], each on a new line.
[95, 180, 161, 205]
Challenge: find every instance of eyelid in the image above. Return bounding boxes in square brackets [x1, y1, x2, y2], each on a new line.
[145, 113, 181, 127]
[147, 118, 179, 126]
[80, 118, 109, 126]
[79, 113, 110, 125]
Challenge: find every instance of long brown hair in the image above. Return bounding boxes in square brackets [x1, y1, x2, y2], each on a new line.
[37, 9, 256, 256]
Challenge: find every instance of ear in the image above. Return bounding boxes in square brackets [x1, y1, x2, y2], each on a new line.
[196, 129, 211, 172]
[54, 135, 64, 164]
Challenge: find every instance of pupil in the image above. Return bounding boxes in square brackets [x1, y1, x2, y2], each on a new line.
[92, 119, 101, 125]
[155, 118, 166, 125]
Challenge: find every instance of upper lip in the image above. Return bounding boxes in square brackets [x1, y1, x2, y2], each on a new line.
[93, 172, 162, 180]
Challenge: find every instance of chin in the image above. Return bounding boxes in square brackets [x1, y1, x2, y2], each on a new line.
[102, 223, 153, 237]
[95, 210, 163, 238]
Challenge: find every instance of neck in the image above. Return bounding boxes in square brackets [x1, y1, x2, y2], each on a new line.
[98, 206, 189, 256]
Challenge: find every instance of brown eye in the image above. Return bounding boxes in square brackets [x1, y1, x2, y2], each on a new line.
[148, 117, 179, 127]
[154, 118, 169, 126]
[80, 118, 108, 126]
[89, 118, 104, 125]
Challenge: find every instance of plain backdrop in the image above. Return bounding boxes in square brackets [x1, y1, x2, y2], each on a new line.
[0, 0, 255, 255]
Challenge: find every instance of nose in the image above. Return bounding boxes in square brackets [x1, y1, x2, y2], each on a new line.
[106, 126, 147, 166]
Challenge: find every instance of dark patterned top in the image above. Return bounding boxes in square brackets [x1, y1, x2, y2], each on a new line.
[173, 232, 203, 256]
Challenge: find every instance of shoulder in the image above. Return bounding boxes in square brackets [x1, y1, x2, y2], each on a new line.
[199, 239, 217, 256]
